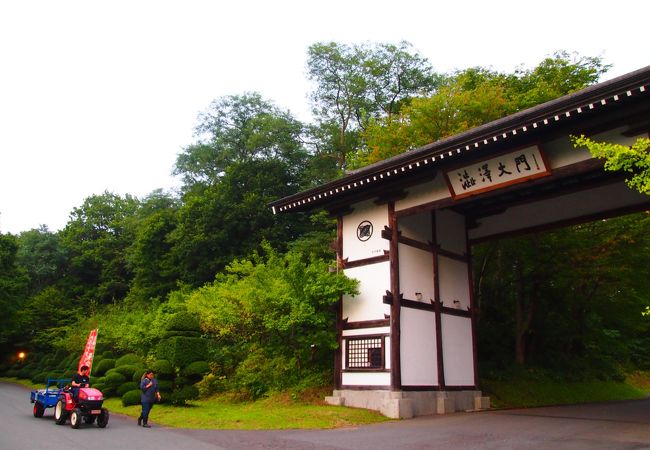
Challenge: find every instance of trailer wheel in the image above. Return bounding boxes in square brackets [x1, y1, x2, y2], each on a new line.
[54, 399, 67, 425]
[70, 408, 81, 429]
[33, 402, 45, 418]
[97, 408, 109, 428]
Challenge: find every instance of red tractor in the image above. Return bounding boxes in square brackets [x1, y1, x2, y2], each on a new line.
[53, 385, 109, 429]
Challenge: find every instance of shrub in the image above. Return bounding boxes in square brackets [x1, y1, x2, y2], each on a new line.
[93, 359, 115, 376]
[117, 381, 139, 396]
[157, 379, 173, 393]
[182, 361, 210, 381]
[115, 354, 142, 367]
[104, 371, 127, 388]
[121, 389, 141, 407]
[112, 364, 143, 379]
[169, 385, 199, 405]
[156, 336, 207, 368]
[166, 311, 201, 333]
[150, 360, 174, 379]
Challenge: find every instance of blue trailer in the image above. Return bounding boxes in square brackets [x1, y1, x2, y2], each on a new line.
[30, 379, 70, 417]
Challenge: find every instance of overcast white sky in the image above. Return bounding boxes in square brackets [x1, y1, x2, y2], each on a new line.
[1, 0, 648, 234]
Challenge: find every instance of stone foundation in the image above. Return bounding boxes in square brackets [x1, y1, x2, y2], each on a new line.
[325, 389, 490, 419]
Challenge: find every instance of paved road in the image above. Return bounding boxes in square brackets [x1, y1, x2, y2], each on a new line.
[3, 381, 650, 449]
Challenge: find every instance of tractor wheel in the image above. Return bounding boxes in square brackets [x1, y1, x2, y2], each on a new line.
[54, 399, 67, 425]
[70, 408, 82, 429]
[97, 408, 109, 428]
[33, 402, 45, 418]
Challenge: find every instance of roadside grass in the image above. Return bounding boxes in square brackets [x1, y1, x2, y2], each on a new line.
[482, 373, 649, 409]
[6, 371, 650, 428]
[1, 378, 389, 429]
[103, 393, 389, 429]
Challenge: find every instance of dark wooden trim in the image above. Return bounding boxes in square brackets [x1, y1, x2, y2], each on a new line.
[432, 211, 446, 389]
[396, 158, 606, 219]
[444, 385, 479, 391]
[441, 306, 472, 318]
[466, 219, 480, 388]
[436, 246, 468, 262]
[374, 189, 408, 205]
[343, 252, 390, 269]
[388, 201, 402, 391]
[444, 143, 552, 201]
[343, 319, 391, 330]
[328, 206, 354, 218]
[401, 385, 443, 391]
[402, 298, 435, 312]
[340, 385, 392, 390]
[398, 234, 434, 252]
[335, 216, 344, 390]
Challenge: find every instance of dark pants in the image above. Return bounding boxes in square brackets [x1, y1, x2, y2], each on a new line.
[139, 401, 154, 425]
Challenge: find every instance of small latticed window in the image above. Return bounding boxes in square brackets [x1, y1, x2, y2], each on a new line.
[346, 336, 384, 369]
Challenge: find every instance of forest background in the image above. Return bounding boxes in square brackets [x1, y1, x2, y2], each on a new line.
[2, 42, 650, 406]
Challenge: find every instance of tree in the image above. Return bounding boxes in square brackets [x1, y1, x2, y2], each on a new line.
[59, 191, 140, 304]
[16, 225, 67, 295]
[174, 92, 308, 188]
[0, 232, 29, 355]
[354, 52, 609, 168]
[126, 190, 180, 301]
[572, 135, 650, 195]
[307, 41, 438, 170]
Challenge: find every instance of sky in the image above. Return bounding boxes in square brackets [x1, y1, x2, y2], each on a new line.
[1, 0, 648, 234]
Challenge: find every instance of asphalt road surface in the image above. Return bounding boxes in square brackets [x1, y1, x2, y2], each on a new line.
[3, 381, 650, 450]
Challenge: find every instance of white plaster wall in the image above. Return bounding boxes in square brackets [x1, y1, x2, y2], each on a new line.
[400, 307, 438, 386]
[435, 209, 467, 255]
[343, 199, 389, 262]
[396, 177, 450, 211]
[468, 181, 649, 241]
[441, 315, 475, 386]
[342, 371, 391, 386]
[438, 255, 470, 309]
[342, 262, 391, 322]
[342, 327, 390, 337]
[398, 244, 434, 302]
[398, 212, 432, 241]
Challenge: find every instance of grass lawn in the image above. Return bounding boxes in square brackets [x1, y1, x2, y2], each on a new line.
[1, 378, 389, 429]
[6, 372, 650, 429]
[104, 393, 390, 429]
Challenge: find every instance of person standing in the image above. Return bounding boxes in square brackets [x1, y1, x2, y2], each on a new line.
[138, 369, 161, 428]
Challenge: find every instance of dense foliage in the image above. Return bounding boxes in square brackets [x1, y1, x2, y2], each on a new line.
[1, 42, 648, 401]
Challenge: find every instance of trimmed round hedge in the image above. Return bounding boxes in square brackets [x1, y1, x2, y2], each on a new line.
[121, 389, 141, 407]
[117, 381, 139, 396]
[93, 359, 115, 376]
[115, 353, 142, 367]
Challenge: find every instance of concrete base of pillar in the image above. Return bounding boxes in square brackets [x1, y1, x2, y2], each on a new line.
[325, 389, 490, 419]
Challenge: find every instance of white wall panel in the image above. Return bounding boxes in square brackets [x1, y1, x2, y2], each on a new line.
[401, 307, 437, 386]
[342, 371, 391, 386]
[398, 244, 434, 302]
[441, 315, 475, 386]
[342, 262, 391, 322]
[438, 256, 470, 309]
[343, 199, 389, 262]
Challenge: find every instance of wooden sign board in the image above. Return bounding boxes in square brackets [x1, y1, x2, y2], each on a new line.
[445, 145, 550, 200]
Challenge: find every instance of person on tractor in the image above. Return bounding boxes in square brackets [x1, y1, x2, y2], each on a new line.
[71, 365, 90, 401]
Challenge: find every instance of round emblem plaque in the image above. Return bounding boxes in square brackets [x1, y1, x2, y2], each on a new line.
[356, 220, 373, 241]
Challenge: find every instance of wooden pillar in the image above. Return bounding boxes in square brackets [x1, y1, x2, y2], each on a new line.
[388, 201, 401, 390]
[431, 210, 445, 388]
[334, 216, 344, 390]
[465, 218, 479, 388]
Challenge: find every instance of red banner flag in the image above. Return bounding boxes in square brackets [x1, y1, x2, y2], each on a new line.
[78, 329, 98, 374]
